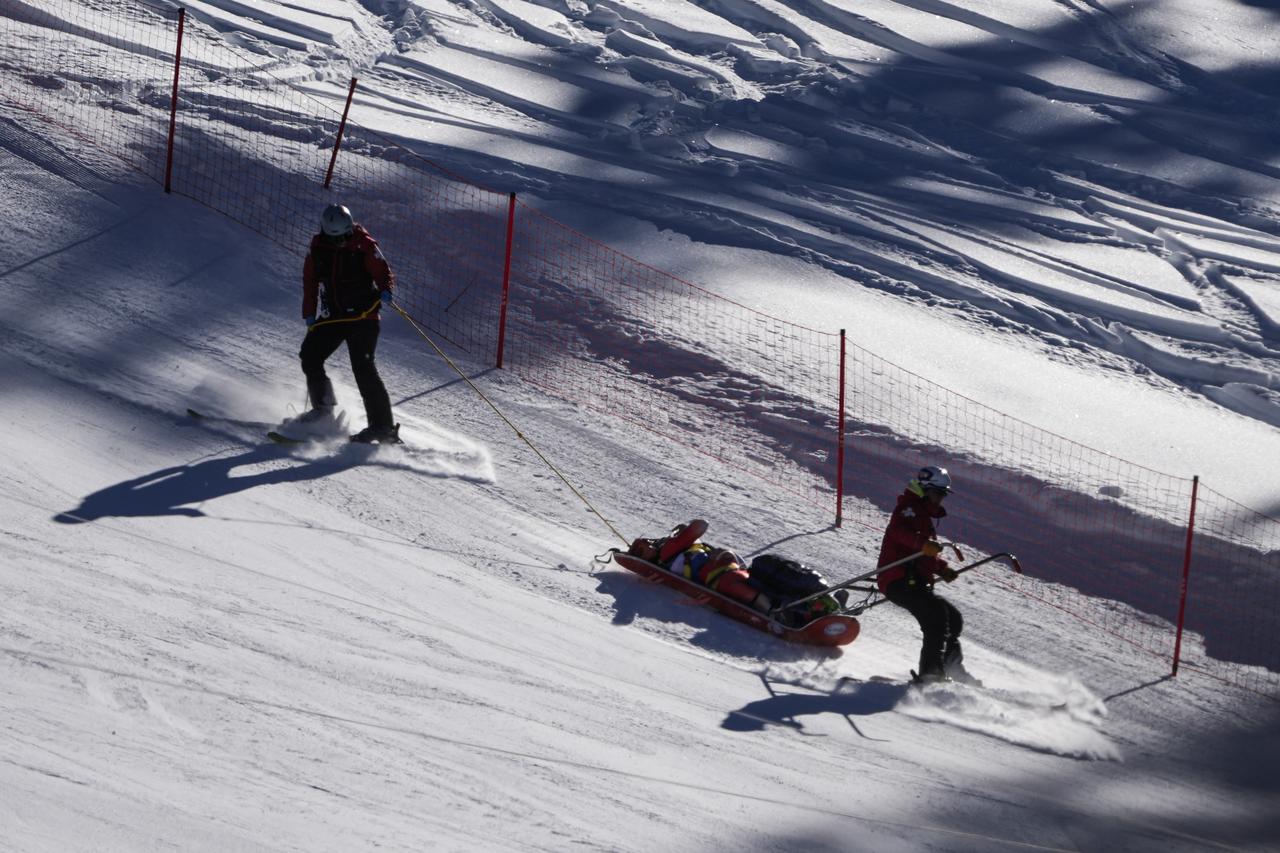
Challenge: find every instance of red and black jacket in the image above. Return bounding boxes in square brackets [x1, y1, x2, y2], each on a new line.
[876, 489, 948, 594]
[302, 225, 394, 320]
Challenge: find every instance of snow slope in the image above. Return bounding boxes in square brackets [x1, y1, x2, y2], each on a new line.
[333, 0, 1280, 489]
[3, 1, 1280, 851]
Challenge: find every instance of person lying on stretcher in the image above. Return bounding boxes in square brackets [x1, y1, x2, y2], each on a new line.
[628, 519, 772, 613]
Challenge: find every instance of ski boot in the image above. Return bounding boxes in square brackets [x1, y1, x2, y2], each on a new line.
[943, 643, 982, 686]
[943, 661, 983, 687]
[301, 377, 337, 422]
[911, 668, 950, 686]
[297, 405, 336, 424]
[350, 423, 403, 444]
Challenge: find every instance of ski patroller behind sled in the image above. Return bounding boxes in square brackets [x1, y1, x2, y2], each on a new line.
[611, 552, 861, 647]
[609, 526, 1022, 649]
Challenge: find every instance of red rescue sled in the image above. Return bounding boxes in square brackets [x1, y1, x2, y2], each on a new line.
[612, 552, 861, 647]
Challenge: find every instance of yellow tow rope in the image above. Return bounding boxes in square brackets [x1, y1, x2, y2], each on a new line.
[306, 298, 381, 330]
[390, 302, 629, 547]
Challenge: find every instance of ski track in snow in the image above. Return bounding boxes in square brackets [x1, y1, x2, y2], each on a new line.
[895, 669, 1119, 762]
[76, 0, 1280, 429]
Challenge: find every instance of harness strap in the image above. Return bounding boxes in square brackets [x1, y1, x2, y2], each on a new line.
[703, 561, 736, 589]
[679, 543, 712, 580]
[308, 296, 381, 331]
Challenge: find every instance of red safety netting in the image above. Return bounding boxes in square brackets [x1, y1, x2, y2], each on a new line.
[3, 0, 1276, 697]
[1181, 486, 1280, 695]
[1, 0, 177, 184]
[837, 341, 1196, 662]
[502, 201, 843, 504]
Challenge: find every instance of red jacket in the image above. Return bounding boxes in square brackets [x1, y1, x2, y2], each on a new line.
[302, 225, 394, 319]
[876, 489, 948, 593]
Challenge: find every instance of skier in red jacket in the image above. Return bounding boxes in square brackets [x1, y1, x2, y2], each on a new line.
[877, 465, 975, 684]
[300, 204, 401, 443]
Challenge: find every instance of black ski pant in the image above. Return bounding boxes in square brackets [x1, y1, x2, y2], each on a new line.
[300, 319, 393, 431]
[884, 580, 963, 677]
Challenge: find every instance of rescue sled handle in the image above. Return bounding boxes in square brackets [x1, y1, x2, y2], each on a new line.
[848, 541, 963, 586]
[773, 545, 1020, 616]
[862, 550, 1024, 603]
[952, 551, 1023, 578]
[847, 552, 1025, 615]
[771, 546, 948, 614]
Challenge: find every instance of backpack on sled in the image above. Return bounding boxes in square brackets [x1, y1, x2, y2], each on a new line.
[748, 554, 849, 624]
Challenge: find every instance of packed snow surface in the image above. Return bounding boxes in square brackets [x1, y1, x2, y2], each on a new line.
[3, 1, 1280, 851]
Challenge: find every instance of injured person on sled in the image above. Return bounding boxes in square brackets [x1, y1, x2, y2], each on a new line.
[628, 520, 770, 612]
[628, 519, 848, 625]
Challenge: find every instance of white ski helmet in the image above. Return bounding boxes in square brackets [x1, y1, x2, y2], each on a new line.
[320, 203, 354, 238]
[910, 465, 952, 496]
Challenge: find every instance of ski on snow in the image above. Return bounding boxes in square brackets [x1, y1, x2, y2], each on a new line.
[187, 409, 318, 445]
[185, 408, 279, 431]
[840, 674, 1069, 710]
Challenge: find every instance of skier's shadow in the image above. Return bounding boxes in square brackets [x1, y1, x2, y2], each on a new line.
[722, 675, 908, 736]
[54, 446, 357, 523]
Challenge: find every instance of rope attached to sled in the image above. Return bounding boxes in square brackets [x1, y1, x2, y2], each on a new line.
[391, 302, 629, 546]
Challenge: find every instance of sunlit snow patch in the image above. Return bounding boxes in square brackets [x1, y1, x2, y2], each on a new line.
[278, 414, 496, 483]
[186, 373, 496, 482]
[896, 670, 1119, 761]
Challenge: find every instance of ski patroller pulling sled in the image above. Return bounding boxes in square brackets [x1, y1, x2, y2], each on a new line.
[607, 529, 1023, 648]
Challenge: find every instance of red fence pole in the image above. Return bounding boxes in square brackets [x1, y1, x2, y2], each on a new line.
[495, 191, 517, 369]
[1172, 474, 1200, 677]
[835, 328, 847, 527]
[323, 77, 358, 189]
[164, 7, 186, 194]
